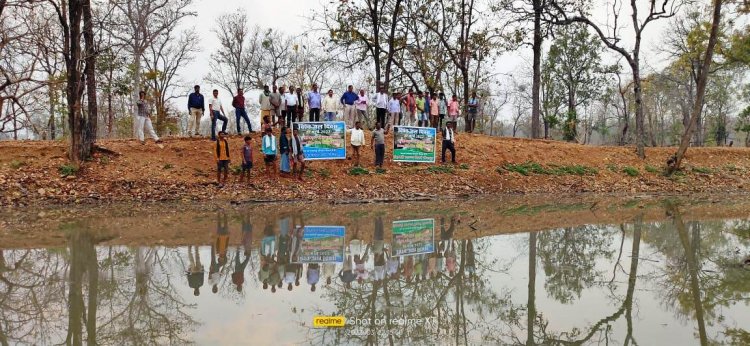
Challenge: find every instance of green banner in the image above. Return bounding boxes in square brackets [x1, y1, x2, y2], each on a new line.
[392, 219, 435, 256]
[393, 126, 436, 163]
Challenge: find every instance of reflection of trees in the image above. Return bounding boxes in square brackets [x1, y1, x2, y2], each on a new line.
[308, 238, 513, 345]
[537, 226, 615, 304]
[0, 228, 198, 344]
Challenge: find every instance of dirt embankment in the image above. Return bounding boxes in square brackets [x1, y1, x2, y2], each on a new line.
[1, 133, 750, 207]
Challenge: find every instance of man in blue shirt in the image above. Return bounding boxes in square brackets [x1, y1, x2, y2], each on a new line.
[187, 85, 204, 136]
[340, 85, 359, 128]
[307, 83, 322, 122]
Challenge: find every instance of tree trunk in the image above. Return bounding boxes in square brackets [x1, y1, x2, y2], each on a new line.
[83, 0, 97, 148]
[462, 69, 470, 132]
[66, 0, 85, 162]
[49, 85, 56, 140]
[669, 0, 723, 174]
[631, 64, 645, 159]
[530, 0, 542, 139]
[526, 231, 537, 346]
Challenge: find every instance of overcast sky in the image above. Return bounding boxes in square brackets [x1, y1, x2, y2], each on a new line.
[177, 0, 673, 113]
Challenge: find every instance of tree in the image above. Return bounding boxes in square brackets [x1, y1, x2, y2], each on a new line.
[206, 10, 261, 95]
[550, 0, 683, 159]
[669, 0, 724, 174]
[543, 23, 606, 142]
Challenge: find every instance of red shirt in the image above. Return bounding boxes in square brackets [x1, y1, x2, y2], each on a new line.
[233, 95, 246, 109]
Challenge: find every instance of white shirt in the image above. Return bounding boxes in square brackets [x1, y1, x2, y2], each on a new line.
[209, 97, 222, 112]
[322, 95, 338, 113]
[375, 93, 388, 109]
[350, 128, 365, 146]
[444, 128, 454, 142]
[356, 94, 368, 111]
[285, 93, 298, 107]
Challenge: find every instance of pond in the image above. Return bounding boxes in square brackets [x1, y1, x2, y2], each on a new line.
[0, 196, 749, 345]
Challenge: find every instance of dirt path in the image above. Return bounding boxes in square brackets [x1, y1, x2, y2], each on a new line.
[1, 133, 749, 207]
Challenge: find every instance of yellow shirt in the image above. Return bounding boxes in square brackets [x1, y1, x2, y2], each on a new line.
[214, 139, 230, 161]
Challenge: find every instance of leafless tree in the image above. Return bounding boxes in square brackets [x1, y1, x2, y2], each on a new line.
[206, 10, 262, 96]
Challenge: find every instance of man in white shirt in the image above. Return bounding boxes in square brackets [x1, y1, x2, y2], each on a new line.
[209, 89, 228, 141]
[441, 121, 456, 164]
[374, 87, 389, 129]
[349, 121, 365, 167]
[322, 89, 338, 121]
[284, 86, 298, 126]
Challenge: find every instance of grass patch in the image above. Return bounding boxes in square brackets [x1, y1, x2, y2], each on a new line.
[645, 165, 661, 174]
[691, 166, 713, 174]
[374, 167, 387, 174]
[348, 167, 370, 176]
[622, 166, 639, 177]
[501, 162, 597, 176]
[458, 163, 470, 170]
[163, 163, 174, 170]
[99, 156, 110, 165]
[9, 160, 25, 170]
[427, 165, 455, 174]
[59, 164, 79, 177]
[723, 164, 738, 172]
[318, 168, 331, 178]
[606, 163, 619, 173]
[304, 170, 314, 178]
[230, 165, 242, 175]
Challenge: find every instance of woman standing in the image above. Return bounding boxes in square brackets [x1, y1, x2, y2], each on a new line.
[279, 127, 291, 174]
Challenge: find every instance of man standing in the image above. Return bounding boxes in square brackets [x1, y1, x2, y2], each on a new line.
[269, 85, 282, 126]
[285, 86, 298, 126]
[187, 85, 204, 136]
[356, 88, 369, 127]
[387, 92, 401, 131]
[340, 85, 358, 128]
[371, 122, 387, 168]
[295, 87, 305, 122]
[290, 126, 306, 181]
[467, 91, 479, 133]
[233, 88, 252, 134]
[375, 87, 388, 128]
[322, 89, 337, 121]
[307, 84, 322, 122]
[135, 91, 162, 144]
[259, 85, 272, 126]
[402, 88, 416, 126]
[209, 89, 228, 141]
[441, 122, 456, 164]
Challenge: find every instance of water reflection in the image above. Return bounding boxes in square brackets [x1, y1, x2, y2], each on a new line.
[0, 202, 748, 345]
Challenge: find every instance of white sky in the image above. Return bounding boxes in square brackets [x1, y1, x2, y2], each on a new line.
[177, 0, 674, 118]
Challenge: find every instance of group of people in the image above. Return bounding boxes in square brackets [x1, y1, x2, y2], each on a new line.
[186, 213, 474, 296]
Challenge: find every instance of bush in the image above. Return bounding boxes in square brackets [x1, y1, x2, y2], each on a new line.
[427, 165, 455, 174]
[691, 166, 713, 174]
[348, 167, 369, 176]
[622, 166, 639, 177]
[459, 163, 470, 170]
[549, 164, 598, 176]
[59, 164, 79, 177]
[375, 167, 387, 174]
[502, 162, 597, 176]
[163, 163, 174, 170]
[606, 163, 619, 173]
[645, 165, 660, 174]
[318, 168, 331, 178]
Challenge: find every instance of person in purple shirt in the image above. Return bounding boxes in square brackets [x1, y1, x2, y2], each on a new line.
[340, 85, 359, 128]
[307, 83, 322, 122]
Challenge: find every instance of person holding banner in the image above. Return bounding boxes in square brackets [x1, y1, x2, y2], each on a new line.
[290, 127, 306, 181]
[262, 128, 278, 179]
[441, 121, 457, 164]
[349, 121, 365, 167]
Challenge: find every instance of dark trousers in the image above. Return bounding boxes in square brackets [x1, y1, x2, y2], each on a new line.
[441, 140, 455, 163]
[284, 109, 293, 125]
[235, 107, 252, 133]
[211, 110, 228, 140]
[376, 108, 386, 127]
[374, 143, 385, 167]
[309, 108, 320, 122]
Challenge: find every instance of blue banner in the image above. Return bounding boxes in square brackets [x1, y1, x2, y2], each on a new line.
[293, 122, 347, 160]
[297, 226, 346, 263]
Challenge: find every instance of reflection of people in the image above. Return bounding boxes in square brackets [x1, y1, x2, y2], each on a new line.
[465, 239, 476, 275]
[210, 211, 230, 294]
[187, 245, 204, 296]
[322, 262, 336, 285]
[373, 217, 386, 283]
[307, 263, 320, 292]
[231, 248, 250, 292]
[339, 254, 356, 288]
[386, 249, 399, 280]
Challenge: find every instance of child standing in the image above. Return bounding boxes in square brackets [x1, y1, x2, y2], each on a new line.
[240, 135, 253, 185]
[214, 131, 230, 188]
[261, 128, 278, 180]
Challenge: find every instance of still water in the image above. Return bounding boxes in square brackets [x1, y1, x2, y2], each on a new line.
[1, 198, 749, 345]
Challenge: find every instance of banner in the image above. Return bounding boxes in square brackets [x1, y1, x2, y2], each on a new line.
[392, 219, 435, 256]
[293, 121, 347, 160]
[297, 226, 346, 263]
[393, 126, 436, 163]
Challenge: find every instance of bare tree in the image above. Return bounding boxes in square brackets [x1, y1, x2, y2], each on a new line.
[206, 10, 261, 95]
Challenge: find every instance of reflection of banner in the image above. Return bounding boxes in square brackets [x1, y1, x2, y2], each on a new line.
[392, 219, 435, 256]
[393, 126, 436, 163]
[298, 226, 345, 263]
[293, 121, 347, 160]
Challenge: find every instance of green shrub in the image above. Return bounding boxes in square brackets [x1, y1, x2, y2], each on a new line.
[723, 164, 738, 172]
[622, 166, 639, 177]
[163, 163, 174, 170]
[318, 168, 331, 178]
[304, 169, 314, 178]
[645, 165, 660, 174]
[691, 166, 713, 174]
[459, 163, 470, 170]
[375, 167, 386, 174]
[348, 167, 370, 176]
[502, 162, 596, 176]
[59, 164, 79, 177]
[427, 165, 455, 174]
[549, 164, 598, 176]
[606, 163, 619, 173]
[9, 160, 25, 170]
[230, 165, 242, 175]
[99, 156, 110, 165]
